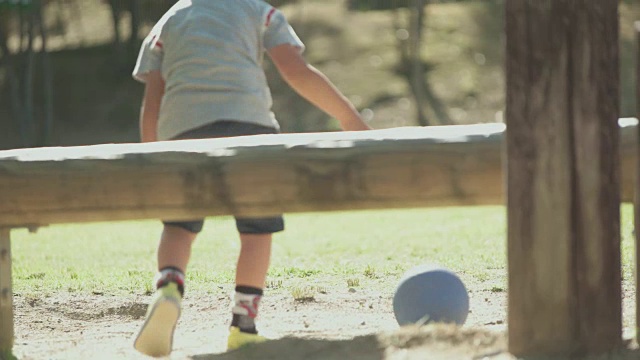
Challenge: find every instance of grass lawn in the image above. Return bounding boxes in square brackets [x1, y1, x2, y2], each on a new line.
[8, 204, 638, 359]
[12, 204, 636, 301]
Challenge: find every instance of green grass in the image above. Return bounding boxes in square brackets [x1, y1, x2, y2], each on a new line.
[0, 350, 18, 360]
[11, 205, 636, 299]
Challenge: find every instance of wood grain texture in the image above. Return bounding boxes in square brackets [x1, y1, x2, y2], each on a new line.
[635, 20, 640, 346]
[506, 0, 622, 356]
[0, 125, 504, 227]
[0, 229, 12, 352]
[0, 122, 636, 229]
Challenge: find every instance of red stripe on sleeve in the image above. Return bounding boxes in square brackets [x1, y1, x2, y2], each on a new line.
[151, 35, 163, 49]
[265, 8, 276, 27]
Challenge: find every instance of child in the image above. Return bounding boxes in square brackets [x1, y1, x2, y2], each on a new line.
[131, 0, 371, 357]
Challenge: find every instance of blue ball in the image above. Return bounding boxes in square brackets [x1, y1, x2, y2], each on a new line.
[393, 265, 469, 326]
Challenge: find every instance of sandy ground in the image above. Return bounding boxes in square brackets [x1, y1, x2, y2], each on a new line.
[11, 286, 511, 359]
[9, 282, 638, 360]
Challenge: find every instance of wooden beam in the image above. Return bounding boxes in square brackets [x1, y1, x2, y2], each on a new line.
[0, 122, 636, 228]
[506, 1, 621, 357]
[0, 228, 12, 355]
[635, 20, 640, 346]
[0, 125, 504, 227]
[621, 118, 638, 203]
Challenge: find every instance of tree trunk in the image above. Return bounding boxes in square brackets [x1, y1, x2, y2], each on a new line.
[22, 6, 36, 147]
[0, 25, 24, 143]
[398, 0, 452, 127]
[506, 1, 621, 357]
[36, 0, 54, 146]
[106, 0, 125, 65]
[408, 0, 430, 126]
[128, 0, 141, 58]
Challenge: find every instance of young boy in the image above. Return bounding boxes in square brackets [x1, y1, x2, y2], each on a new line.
[131, 0, 371, 357]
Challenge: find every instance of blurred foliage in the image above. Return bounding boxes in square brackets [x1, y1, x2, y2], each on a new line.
[268, 0, 301, 7]
[0, 0, 639, 149]
[347, 0, 411, 11]
[346, 0, 499, 11]
[347, 0, 635, 11]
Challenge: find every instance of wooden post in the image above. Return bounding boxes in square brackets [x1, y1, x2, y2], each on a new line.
[506, 1, 622, 357]
[635, 20, 640, 344]
[0, 228, 13, 357]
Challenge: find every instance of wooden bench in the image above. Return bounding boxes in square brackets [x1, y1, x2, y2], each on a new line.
[0, 121, 637, 357]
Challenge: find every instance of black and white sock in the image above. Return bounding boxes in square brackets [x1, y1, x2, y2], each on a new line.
[230, 286, 263, 334]
[155, 266, 185, 296]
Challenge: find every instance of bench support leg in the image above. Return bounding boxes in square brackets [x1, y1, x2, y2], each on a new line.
[0, 228, 14, 359]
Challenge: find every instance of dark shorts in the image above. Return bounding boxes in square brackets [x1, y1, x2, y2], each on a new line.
[162, 121, 285, 235]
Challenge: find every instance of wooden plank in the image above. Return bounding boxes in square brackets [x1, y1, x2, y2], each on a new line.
[0, 229, 12, 354]
[0, 123, 635, 228]
[506, 1, 621, 357]
[621, 118, 638, 203]
[635, 20, 640, 345]
[0, 125, 505, 227]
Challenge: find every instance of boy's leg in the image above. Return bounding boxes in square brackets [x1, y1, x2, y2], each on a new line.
[158, 224, 198, 272]
[168, 121, 284, 350]
[227, 217, 283, 350]
[134, 222, 201, 357]
[236, 233, 272, 289]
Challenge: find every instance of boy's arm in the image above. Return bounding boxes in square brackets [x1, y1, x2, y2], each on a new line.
[139, 70, 165, 142]
[267, 44, 372, 131]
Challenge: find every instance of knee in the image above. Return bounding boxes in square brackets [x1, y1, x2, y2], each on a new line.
[162, 223, 200, 244]
[162, 220, 204, 235]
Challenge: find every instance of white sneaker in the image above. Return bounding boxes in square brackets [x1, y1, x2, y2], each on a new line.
[134, 283, 182, 357]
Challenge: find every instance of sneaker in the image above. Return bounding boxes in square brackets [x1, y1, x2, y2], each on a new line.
[226, 326, 267, 351]
[134, 283, 182, 357]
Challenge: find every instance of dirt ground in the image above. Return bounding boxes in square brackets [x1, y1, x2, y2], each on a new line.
[9, 284, 639, 360]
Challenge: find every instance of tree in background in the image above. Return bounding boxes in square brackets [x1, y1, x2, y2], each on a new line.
[0, 0, 54, 147]
[1, 0, 636, 149]
[103, 0, 302, 67]
[104, 0, 140, 65]
[348, 0, 452, 126]
[102, 0, 175, 67]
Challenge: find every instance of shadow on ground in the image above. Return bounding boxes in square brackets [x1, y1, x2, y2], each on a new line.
[192, 335, 385, 360]
[190, 325, 640, 360]
[190, 325, 514, 360]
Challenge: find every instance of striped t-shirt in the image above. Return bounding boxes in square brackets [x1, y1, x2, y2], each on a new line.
[133, 0, 305, 140]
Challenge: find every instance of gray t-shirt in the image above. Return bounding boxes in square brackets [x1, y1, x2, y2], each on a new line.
[133, 0, 305, 140]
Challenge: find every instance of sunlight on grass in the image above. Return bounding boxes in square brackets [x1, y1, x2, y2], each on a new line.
[347, 278, 361, 287]
[290, 285, 317, 302]
[11, 205, 635, 299]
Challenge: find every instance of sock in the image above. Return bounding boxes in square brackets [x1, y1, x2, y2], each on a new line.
[155, 266, 185, 297]
[230, 286, 263, 334]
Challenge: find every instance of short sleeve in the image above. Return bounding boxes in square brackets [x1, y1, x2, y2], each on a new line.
[132, 32, 164, 83]
[263, 8, 305, 52]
